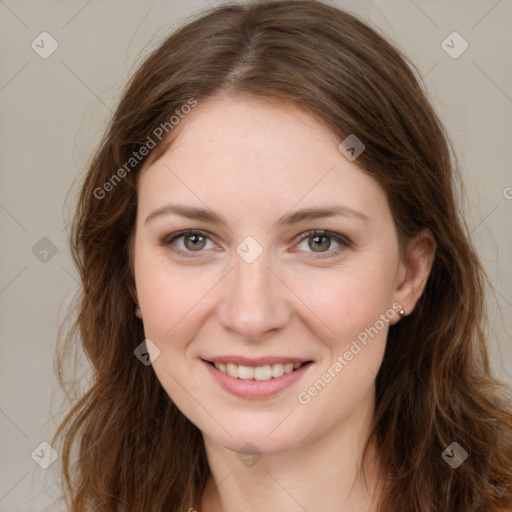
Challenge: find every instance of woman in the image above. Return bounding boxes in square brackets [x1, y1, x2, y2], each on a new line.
[52, 1, 512, 510]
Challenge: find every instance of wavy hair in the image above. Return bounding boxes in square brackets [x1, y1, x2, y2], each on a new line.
[52, 1, 512, 510]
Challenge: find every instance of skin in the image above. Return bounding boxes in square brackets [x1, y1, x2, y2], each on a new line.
[130, 95, 436, 511]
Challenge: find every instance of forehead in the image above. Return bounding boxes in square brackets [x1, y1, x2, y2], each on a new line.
[137, 96, 389, 225]
[143, 95, 341, 177]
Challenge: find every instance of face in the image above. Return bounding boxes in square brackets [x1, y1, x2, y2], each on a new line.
[131, 95, 420, 456]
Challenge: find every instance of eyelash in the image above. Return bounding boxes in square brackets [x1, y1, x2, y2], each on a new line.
[162, 229, 352, 259]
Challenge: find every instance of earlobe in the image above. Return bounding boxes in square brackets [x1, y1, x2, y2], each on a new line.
[388, 303, 406, 325]
[393, 228, 436, 316]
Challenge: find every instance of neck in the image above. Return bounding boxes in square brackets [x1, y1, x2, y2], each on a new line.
[200, 386, 382, 512]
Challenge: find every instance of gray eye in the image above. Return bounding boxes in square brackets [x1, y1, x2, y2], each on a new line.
[171, 232, 215, 252]
[297, 234, 340, 253]
[183, 233, 207, 251]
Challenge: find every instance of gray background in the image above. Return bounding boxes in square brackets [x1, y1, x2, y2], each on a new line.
[1, 0, 511, 510]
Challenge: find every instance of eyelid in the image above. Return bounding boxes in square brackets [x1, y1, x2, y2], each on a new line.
[162, 229, 352, 258]
[291, 229, 352, 258]
[162, 229, 214, 245]
[162, 229, 218, 258]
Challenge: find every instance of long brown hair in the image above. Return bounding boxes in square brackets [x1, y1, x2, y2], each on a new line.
[52, 1, 512, 510]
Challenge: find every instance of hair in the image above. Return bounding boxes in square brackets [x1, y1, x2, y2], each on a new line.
[52, 1, 512, 511]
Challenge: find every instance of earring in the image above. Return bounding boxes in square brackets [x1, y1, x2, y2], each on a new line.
[399, 308, 406, 317]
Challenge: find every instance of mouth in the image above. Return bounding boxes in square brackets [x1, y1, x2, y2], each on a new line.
[202, 357, 314, 398]
[204, 360, 311, 381]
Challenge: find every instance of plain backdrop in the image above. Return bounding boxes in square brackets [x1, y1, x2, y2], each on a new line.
[0, 1, 511, 510]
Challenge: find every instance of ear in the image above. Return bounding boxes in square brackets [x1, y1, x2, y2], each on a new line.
[392, 228, 436, 321]
[128, 281, 143, 320]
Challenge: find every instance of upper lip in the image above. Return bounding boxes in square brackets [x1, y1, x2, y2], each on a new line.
[203, 356, 312, 366]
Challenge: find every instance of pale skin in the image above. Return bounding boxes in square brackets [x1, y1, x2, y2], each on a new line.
[130, 94, 436, 511]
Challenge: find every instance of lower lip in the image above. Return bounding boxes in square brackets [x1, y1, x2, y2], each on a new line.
[202, 360, 313, 399]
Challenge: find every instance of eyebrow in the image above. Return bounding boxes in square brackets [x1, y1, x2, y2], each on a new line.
[144, 203, 369, 226]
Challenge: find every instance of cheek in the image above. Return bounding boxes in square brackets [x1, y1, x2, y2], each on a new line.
[293, 267, 392, 419]
[135, 262, 212, 405]
[294, 259, 397, 345]
[134, 255, 219, 345]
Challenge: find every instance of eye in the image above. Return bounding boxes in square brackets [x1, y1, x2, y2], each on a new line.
[163, 230, 216, 257]
[294, 230, 352, 258]
[162, 229, 352, 259]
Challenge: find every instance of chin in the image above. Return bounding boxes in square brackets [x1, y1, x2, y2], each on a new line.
[198, 410, 316, 457]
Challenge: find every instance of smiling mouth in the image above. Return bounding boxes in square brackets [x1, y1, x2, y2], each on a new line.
[205, 361, 311, 381]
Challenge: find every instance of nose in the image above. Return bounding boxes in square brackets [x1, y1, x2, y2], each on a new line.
[217, 250, 291, 341]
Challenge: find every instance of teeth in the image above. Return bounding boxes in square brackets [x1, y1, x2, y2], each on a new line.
[254, 365, 272, 381]
[213, 361, 305, 381]
[226, 363, 238, 378]
[283, 362, 294, 373]
[271, 363, 284, 378]
[238, 365, 254, 379]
